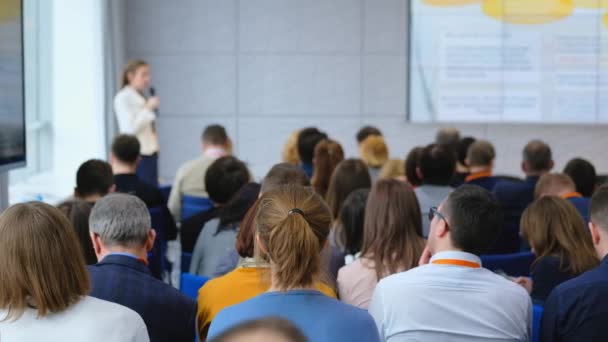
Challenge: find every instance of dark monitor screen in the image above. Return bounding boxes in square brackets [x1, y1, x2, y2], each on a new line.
[0, 0, 25, 172]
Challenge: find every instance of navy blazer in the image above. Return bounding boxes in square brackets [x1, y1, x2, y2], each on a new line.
[542, 256, 608, 341]
[566, 196, 590, 222]
[465, 174, 501, 192]
[88, 255, 197, 342]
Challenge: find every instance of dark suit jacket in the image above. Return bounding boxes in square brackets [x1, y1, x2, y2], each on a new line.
[88, 255, 197, 342]
[114, 174, 177, 240]
[465, 174, 501, 192]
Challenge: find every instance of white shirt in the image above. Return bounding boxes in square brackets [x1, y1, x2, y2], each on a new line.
[0, 296, 149, 342]
[114, 86, 158, 155]
[368, 251, 531, 342]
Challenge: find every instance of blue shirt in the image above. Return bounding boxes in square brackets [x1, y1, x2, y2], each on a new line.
[208, 290, 380, 342]
[542, 255, 608, 341]
[300, 162, 313, 178]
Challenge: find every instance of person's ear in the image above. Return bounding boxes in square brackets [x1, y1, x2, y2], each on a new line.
[90, 232, 103, 257]
[589, 222, 601, 246]
[145, 229, 157, 252]
[548, 160, 555, 171]
[135, 156, 142, 167]
[108, 184, 117, 194]
[416, 167, 423, 180]
[436, 218, 450, 239]
[255, 232, 268, 257]
[464, 158, 470, 167]
[521, 161, 528, 173]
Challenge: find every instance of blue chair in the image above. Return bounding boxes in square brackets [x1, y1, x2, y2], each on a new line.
[180, 273, 210, 300]
[181, 252, 193, 274]
[181, 195, 213, 221]
[148, 207, 168, 279]
[159, 184, 172, 204]
[532, 305, 543, 342]
[481, 252, 535, 276]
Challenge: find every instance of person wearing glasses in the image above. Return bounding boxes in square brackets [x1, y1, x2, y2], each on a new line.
[368, 185, 532, 341]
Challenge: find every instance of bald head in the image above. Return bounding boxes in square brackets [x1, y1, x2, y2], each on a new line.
[522, 140, 553, 175]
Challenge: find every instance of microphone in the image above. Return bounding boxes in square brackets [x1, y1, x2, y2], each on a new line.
[149, 87, 156, 97]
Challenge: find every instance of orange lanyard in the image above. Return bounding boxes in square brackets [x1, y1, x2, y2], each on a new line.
[431, 259, 481, 268]
[562, 192, 582, 200]
[465, 171, 492, 183]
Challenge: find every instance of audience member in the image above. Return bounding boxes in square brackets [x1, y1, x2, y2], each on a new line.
[564, 157, 597, 198]
[435, 127, 460, 146]
[168, 124, 231, 222]
[281, 130, 301, 165]
[450, 136, 476, 187]
[196, 199, 336, 339]
[378, 159, 406, 181]
[415, 143, 456, 236]
[74, 159, 114, 204]
[88, 194, 197, 342]
[464, 140, 500, 191]
[110, 134, 177, 241]
[336, 189, 369, 264]
[542, 186, 608, 341]
[0, 202, 148, 341]
[57, 199, 97, 265]
[359, 135, 389, 182]
[208, 185, 380, 342]
[209, 318, 308, 342]
[190, 183, 260, 277]
[311, 139, 344, 198]
[356, 125, 382, 145]
[493, 140, 553, 230]
[369, 185, 531, 341]
[326, 159, 372, 223]
[180, 156, 250, 253]
[338, 180, 424, 309]
[404, 146, 423, 187]
[535, 173, 589, 221]
[297, 127, 327, 178]
[516, 196, 598, 304]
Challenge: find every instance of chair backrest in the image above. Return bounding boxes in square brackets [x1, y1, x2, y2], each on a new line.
[148, 207, 168, 279]
[532, 305, 543, 342]
[181, 196, 214, 221]
[486, 222, 522, 254]
[180, 273, 210, 300]
[159, 185, 172, 203]
[481, 252, 535, 276]
[181, 252, 193, 274]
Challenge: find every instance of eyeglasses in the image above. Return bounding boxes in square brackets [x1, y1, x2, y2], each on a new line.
[428, 206, 447, 223]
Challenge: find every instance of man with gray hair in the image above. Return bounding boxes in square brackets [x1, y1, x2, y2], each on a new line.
[435, 127, 460, 146]
[88, 193, 197, 342]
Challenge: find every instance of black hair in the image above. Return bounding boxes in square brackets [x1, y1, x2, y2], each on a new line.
[111, 134, 140, 164]
[75, 159, 114, 198]
[564, 158, 596, 198]
[340, 188, 369, 255]
[356, 126, 382, 144]
[297, 127, 328, 165]
[457, 137, 476, 165]
[418, 144, 456, 186]
[523, 140, 553, 173]
[590, 185, 608, 230]
[443, 185, 504, 255]
[204, 156, 249, 205]
[201, 124, 228, 145]
[216, 183, 261, 235]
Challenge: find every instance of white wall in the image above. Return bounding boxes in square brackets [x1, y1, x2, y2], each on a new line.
[124, 0, 608, 181]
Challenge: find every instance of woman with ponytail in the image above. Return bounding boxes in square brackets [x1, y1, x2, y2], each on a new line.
[207, 185, 380, 342]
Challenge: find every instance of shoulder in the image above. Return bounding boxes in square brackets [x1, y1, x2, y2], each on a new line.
[79, 296, 146, 325]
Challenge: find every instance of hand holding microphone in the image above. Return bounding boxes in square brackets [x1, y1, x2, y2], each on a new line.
[145, 86, 160, 112]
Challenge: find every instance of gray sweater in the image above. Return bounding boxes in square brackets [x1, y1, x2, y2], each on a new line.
[189, 218, 239, 277]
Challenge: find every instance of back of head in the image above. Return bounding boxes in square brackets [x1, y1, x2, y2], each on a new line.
[405, 146, 423, 187]
[218, 182, 261, 229]
[564, 158, 597, 197]
[359, 135, 389, 168]
[523, 140, 553, 174]
[202, 124, 229, 146]
[443, 185, 503, 255]
[361, 179, 424, 278]
[534, 173, 576, 198]
[356, 126, 382, 144]
[339, 188, 369, 255]
[457, 137, 476, 166]
[75, 159, 114, 198]
[209, 317, 307, 342]
[205, 156, 250, 205]
[297, 127, 327, 165]
[235, 199, 261, 258]
[281, 130, 301, 165]
[521, 196, 598, 274]
[255, 185, 332, 290]
[0, 202, 90, 320]
[326, 159, 372, 219]
[111, 134, 141, 164]
[311, 139, 344, 198]
[57, 200, 97, 265]
[590, 185, 608, 232]
[466, 140, 495, 168]
[261, 163, 310, 194]
[418, 144, 456, 186]
[435, 127, 460, 146]
[89, 193, 151, 248]
[379, 159, 405, 180]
